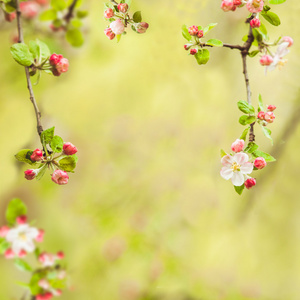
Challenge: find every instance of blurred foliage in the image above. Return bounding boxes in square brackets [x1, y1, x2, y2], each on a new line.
[0, 0, 300, 299]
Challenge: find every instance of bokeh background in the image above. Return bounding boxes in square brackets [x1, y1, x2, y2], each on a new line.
[1, 0, 300, 299]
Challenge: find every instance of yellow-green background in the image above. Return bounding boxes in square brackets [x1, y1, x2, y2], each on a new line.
[1, 0, 300, 299]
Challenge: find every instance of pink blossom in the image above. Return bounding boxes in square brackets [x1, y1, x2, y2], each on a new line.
[221, 0, 234, 12]
[63, 142, 78, 155]
[220, 153, 253, 186]
[36, 229, 45, 242]
[110, 19, 125, 35]
[117, 3, 128, 13]
[16, 215, 27, 225]
[24, 169, 38, 180]
[49, 53, 63, 66]
[197, 30, 204, 38]
[264, 111, 275, 123]
[250, 18, 261, 28]
[260, 55, 273, 66]
[188, 25, 198, 36]
[39, 252, 56, 267]
[254, 157, 267, 169]
[56, 58, 69, 74]
[36, 293, 53, 300]
[246, 0, 264, 13]
[267, 105, 276, 111]
[190, 49, 197, 55]
[51, 170, 69, 185]
[244, 178, 256, 189]
[257, 111, 265, 120]
[31, 148, 43, 161]
[104, 8, 114, 19]
[280, 36, 293, 47]
[20, 1, 39, 19]
[231, 139, 245, 153]
[0, 226, 10, 238]
[233, 0, 242, 5]
[265, 42, 289, 72]
[4, 248, 15, 259]
[35, 0, 49, 6]
[56, 251, 65, 259]
[104, 28, 116, 40]
[38, 279, 50, 289]
[5, 12, 16, 22]
[18, 249, 27, 258]
[136, 22, 149, 34]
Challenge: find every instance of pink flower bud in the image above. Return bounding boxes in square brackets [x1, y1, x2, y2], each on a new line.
[56, 251, 65, 259]
[117, 3, 128, 13]
[49, 53, 63, 66]
[260, 55, 273, 66]
[264, 111, 275, 123]
[53, 290, 62, 296]
[250, 18, 261, 28]
[30, 148, 43, 161]
[197, 30, 204, 38]
[24, 169, 38, 180]
[52, 69, 61, 77]
[244, 178, 256, 189]
[254, 157, 267, 169]
[36, 229, 45, 242]
[51, 170, 69, 185]
[35, 0, 49, 6]
[104, 8, 114, 19]
[39, 252, 56, 267]
[233, 0, 242, 5]
[56, 58, 69, 74]
[188, 25, 198, 36]
[0, 225, 10, 237]
[20, 1, 39, 19]
[281, 36, 293, 47]
[18, 250, 27, 258]
[184, 44, 190, 50]
[49, 23, 63, 32]
[38, 279, 50, 290]
[136, 22, 149, 34]
[110, 19, 125, 35]
[44, 292, 53, 300]
[16, 215, 27, 225]
[221, 0, 234, 12]
[4, 249, 15, 259]
[5, 12, 16, 22]
[190, 48, 197, 55]
[63, 142, 78, 155]
[267, 105, 276, 112]
[257, 111, 265, 120]
[104, 27, 116, 40]
[231, 139, 245, 153]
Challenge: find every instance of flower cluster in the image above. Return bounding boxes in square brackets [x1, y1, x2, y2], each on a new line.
[49, 53, 69, 76]
[221, 0, 264, 13]
[257, 104, 276, 125]
[15, 127, 78, 185]
[0, 199, 67, 300]
[103, 1, 149, 41]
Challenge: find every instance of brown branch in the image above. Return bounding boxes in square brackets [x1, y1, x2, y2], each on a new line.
[64, 0, 78, 24]
[203, 43, 244, 51]
[15, 0, 43, 136]
[110, 0, 118, 5]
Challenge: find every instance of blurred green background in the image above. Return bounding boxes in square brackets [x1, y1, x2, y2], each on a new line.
[1, 0, 300, 299]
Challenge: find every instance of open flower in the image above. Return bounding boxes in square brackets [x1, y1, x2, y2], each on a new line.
[266, 42, 289, 73]
[220, 153, 253, 186]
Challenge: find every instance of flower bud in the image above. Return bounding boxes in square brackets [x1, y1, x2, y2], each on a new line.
[233, 0, 242, 5]
[30, 148, 43, 161]
[267, 105, 276, 112]
[4, 249, 15, 259]
[18, 250, 27, 258]
[244, 178, 256, 189]
[104, 8, 114, 19]
[51, 170, 69, 185]
[16, 215, 27, 225]
[56, 251, 65, 259]
[49, 53, 63, 66]
[36, 229, 45, 242]
[136, 22, 149, 34]
[264, 111, 275, 123]
[250, 18, 261, 28]
[184, 44, 190, 50]
[49, 23, 63, 32]
[38, 279, 50, 290]
[190, 48, 197, 55]
[5, 12, 16, 22]
[221, 0, 234, 12]
[110, 19, 125, 35]
[281, 36, 293, 47]
[259, 55, 273, 66]
[20, 1, 39, 19]
[197, 30, 204, 38]
[104, 27, 116, 40]
[52, 69, 61, 77]
[0, 226, 10, 237]
[231, 139, 245, 153]
[188, 25, 198, 36]
[254, 157, 267, 169]
[63, 142, 78, 155]
[56, 58, 69, 74]
[24, 169, 38, 180]
[257, 111, 265, 120]
[35, 0, 49, 6]
[117, 3, 128, 13]
[52, 290, 62, 296]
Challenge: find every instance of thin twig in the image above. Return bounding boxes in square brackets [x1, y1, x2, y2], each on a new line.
[110, 0, 118, 5]
[15, 0, 43, 136]
[64, 0, 78, 23]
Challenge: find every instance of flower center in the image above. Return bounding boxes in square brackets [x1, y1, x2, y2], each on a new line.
[18, 232, 27, 241]
[231, 162, 240, 172]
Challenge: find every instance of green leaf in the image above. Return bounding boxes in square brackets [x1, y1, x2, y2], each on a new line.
[240, 127, 250, 141]
[182, 24, 192, 42]
[116, 34, 122, 43]
[261, 125, 273, 144]
[248, 50, 260, 57]
[237, 100, 255, 114]
[29, 40, 51, 63]
[239, 115, 256, 125]
[244, 142, 258, 154]
[59, 156, 77, 172]
[36, 165, 47, 181]
[269, 0, 286, 4]
[252, 150, 276, 162]
[206, 39, 223, 47]
[15, 149, 36, 165]
[71, 18, 83, 28]
[6, 198, 27, 225]
[41, 127, 55, 145]
[261, 11, 281, 26]
[76, 10, 88, 18]
[14, 258, 32, 272]
[10, 43, 34, 67]
[203, 23, 217, 35]
[132, 11, 142, 23]
[194, 49, 210, 65]
[258, 94, 264, 112]
[39, 9, 57, 21]
[252, 28, 263, 43]
[66, 28, 84, 47]
[234, 184, 244, 195]
[0, 238, 10, 254]
[50, 135, 64, 153]
[51, 0, 67, 10]
[220, 149, 227, 157]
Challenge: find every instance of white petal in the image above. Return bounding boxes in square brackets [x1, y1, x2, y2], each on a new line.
[26, 227, 39, 239]
[11, 241, 22, 254]
[231, 172, 244, 186]
[240, 162, 253, 174]
[220, 167, 233, 180]
[221, 155, 233, 167]
[6, 229, 19, 242]
[234, 152, 249, 165]
[23, 240, 35, 253]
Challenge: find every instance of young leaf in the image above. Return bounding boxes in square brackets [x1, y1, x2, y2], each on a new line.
[77, 10, 88, 18]
[0, 239, 10, 254]
[261, 11, 281, 26]
[252, 150, 276, 162]
[206, 39, 223, 47]
[132, 11, 142, 23]
[36, 165, 47, 181]
[36, 40, 51, 62]
[182, 25, 192, 42]
[10, 44, 34, 67]
[50, 136, 64, 153]
[261, 125, 273, 144]
[194, 49, 210, 65]
[6, 198, 27, 225]
[239, 115, 256, 125]
[14, 258, 32, 272]
[258, 94, 264, 112]
[220, 149, 227, 157]
[39, 9, 57, 21]
[234, 184, 244, 195]
[66, 28, 84, 47]
[41, 127, 55, 145]
[203, 23, 217, 35]
[59, 156, 77, 172]
[51, 0, 67, 11]
[15, 149, 36, 165]
[269, 0, 286, 4]
[248, 50, 260, 57]
[240, 127, 250, 141]
[237, 100, 255, 114]
[244, 142, 258, 154]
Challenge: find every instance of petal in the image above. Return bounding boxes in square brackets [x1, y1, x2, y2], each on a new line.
[221, 155, 233, 167]
[220, 167, 233, 180]
[5, 229, 18, 242]
[26, 227, 39, 239]
[240, 162, 253, 174]
[11, 241, 22, 254]
[23, 240, 35, 253]
[231, 172, 244, 186]
[234, 152, 249, 165]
